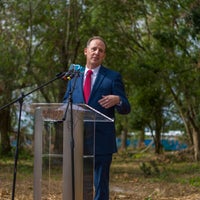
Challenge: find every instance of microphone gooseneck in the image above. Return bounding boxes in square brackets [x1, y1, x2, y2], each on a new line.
[57, 64, 85, 81]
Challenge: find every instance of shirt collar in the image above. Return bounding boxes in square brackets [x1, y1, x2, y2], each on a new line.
[84, 65, 101, 76]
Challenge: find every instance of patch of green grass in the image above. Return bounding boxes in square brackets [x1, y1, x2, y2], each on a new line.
[189, 177, 200, 187]
[112, 150, 200, 188]
[178, 176, 200, 187]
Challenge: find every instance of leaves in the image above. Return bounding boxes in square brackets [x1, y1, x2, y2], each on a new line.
[0, 0, 200, 156]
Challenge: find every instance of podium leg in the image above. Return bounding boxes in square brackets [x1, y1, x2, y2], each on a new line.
[33, 108, 43, 200]
[63, 112, 84, 200]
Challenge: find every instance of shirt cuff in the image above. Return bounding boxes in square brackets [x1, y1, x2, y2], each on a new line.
[117, 98, 122, 106]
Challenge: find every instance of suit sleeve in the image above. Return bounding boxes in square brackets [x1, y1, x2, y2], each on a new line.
[113, 73, 131, 114]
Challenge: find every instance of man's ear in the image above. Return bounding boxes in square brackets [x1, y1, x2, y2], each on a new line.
[84, 48, 87, 55]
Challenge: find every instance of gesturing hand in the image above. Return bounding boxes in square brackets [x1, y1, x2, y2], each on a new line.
[98, 95, 120, 109]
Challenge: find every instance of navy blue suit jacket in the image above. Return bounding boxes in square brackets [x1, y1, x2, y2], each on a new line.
[63, 65, 131, 155]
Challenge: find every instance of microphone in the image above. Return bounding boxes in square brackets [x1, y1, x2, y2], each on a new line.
[72, 64, 85, 73]
[57, 64, 85, 81]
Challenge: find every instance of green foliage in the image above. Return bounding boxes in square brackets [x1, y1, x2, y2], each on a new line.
[1, 0, 200, 157]
[139, 160, 160, 177]
[139, 162, 152, 176]
[189, 177, 200, 187]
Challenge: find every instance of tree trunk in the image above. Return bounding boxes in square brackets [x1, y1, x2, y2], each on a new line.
[0, 109, 12, 155]
[154, 107, 163, 154]
[138, 129, 145, 149]
[120, 116, 129, 150]
[191, 127, 200, 161]
[188, 114, 200, 161]
[121, 130, 127, 150]
[154, 130, 162, 154]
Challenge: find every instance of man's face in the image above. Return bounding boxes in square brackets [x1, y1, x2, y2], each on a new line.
[84, 39, 106, 69]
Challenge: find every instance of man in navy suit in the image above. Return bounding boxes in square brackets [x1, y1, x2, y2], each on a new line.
[63, 36, 131, 200]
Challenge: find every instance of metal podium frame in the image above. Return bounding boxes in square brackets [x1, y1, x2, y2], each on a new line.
[32, 103, 114, 200]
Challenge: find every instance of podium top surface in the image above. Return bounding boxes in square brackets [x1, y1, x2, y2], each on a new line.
[30, 103, 114, 122]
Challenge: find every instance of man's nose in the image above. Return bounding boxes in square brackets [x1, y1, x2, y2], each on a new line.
[94, 49, 100, 54]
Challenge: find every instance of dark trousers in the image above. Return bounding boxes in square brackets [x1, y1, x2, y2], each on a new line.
[94, 154, 112, 200]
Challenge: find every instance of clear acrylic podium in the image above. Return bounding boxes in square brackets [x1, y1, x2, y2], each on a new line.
[32, 103, 113, 200]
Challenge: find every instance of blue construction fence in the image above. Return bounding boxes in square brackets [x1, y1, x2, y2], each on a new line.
[116, 138, 188, 151]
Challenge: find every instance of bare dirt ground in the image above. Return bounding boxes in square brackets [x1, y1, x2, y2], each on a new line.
[110, 176, 200, 200]
[109, 150, 200, 200]
[1, 150, 200, 200]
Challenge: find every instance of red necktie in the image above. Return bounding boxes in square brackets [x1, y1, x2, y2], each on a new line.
[84, 70, 93, 103]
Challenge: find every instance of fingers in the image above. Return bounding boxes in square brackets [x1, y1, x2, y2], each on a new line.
[98, 95, 118, 108]
[98, 95, 109, 108]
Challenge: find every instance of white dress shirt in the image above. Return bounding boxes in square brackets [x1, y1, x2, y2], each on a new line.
[84, 65, 101, 90]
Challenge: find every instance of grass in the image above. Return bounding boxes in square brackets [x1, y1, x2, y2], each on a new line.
[111, 150, 200, 186]
[1, 149, 200, 199]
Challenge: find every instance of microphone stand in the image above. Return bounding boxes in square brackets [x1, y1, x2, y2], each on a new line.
[0, 72, 68, 200]
[62, 71, 80, 200]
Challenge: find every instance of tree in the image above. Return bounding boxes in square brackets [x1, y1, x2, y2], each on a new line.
[148, 0, 200, 160]
[1, 0, 200, 160]
[0, 1, 29, 154]
[0, 0, 86, 154]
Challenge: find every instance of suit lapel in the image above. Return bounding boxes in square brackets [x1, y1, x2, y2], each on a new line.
[90, 66, 106, 98]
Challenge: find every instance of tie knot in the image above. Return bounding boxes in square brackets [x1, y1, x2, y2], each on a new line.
[87, 70, 93, 76]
